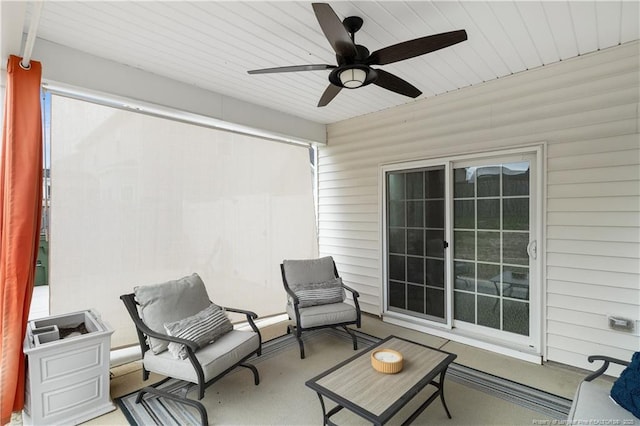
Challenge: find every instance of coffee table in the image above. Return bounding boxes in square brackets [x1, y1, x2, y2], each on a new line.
[306, 335, 457, 425]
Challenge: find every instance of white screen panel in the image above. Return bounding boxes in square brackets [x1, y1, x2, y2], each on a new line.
[49, 95, 318, 347]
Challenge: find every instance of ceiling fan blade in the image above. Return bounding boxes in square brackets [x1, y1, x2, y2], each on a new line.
[317, 84, 342, 107]
[373, 69, 422, 98]
[312, 3, 357, 58]
[248, 64, 336, 74]
[367, 30, 467, 66]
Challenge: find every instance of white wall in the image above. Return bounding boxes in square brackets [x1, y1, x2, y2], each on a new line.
[318, 41, 639, 370]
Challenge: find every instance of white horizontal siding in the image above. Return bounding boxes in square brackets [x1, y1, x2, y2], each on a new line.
[547, 226, 639, 243]
[547, 281, 640, 305]
[547, 267, 639, 289]
[548, 294, 640, 319]
[318, 41, 639, 370]
[547, 239, 639, 258]
[548, 307, 638, 336]
[548, 164, 640, 185]
[548, 197, 640, 212]
[547, 181, 639, 198]
[547, 211, 639, 227]
[549, 321, 638, 351]
[548, 148, 640, 171]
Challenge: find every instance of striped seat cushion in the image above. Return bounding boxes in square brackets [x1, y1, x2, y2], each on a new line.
[291, 277, 346, 308]
[164, 303, 233, 359]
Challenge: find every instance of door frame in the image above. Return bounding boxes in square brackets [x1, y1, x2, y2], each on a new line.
[379, 144, 546, 362]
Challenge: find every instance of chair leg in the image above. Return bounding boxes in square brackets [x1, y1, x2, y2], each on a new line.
[135, 377, 172, 403]
[295, 329, 305, 359]
[239, 363, 260, 385]
[343, 326, 358, 350]
[177, 396, 208, 426]
[287, 323, 306, 359]
[135, 387, 148, 404]
[135, 383, 208, 426]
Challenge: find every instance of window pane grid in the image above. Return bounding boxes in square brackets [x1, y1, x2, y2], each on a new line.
[387, 167, 445, 321]
[453, 162, 530, 336]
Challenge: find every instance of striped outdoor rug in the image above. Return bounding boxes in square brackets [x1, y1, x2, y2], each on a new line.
[116, 329, 571, 425]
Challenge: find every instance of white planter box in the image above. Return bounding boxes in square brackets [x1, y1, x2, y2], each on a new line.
[23, 310, 115, 425]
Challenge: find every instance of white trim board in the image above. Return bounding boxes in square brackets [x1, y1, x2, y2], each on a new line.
[383, 314, 543, 365]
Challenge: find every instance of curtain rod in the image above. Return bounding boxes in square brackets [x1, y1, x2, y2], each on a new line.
[20, 1, 44, 70]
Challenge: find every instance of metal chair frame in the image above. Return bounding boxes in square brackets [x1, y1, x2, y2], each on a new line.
[120, 293, 262, 425]
[584, 355, 630, 381]
[280, 260, 361, 359]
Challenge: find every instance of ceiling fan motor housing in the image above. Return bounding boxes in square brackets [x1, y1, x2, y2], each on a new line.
[333, 41, 375, 89]
[329, 65, 377, 89]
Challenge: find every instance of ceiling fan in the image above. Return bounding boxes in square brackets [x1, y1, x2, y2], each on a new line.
[247, 3, 467, 107]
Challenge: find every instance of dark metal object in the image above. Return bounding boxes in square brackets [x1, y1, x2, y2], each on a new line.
[342, 16, 363, 36]
[247, 64, 336, 74]
[313, 3, 358, 57]
[584, 355, 630, 382]
[120, 294, 262, 426]
[327, 65, 377, 88]
[281, 259, 362, 359]
[373, 69, 422, 98]
[247, 3, 467, 107]
[366, 30, 468, 66]
[318, 84, 342, 107]
[306, 335, 457, 425]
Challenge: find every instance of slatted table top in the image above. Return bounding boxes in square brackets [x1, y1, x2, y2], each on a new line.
[306, 335, 456, 424]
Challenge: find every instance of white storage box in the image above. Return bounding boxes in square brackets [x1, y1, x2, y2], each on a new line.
[23, 310, 115, 425]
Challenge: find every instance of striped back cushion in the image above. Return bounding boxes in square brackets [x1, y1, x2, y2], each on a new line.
[291, 277, 346, 308]
[164, 303, 233, 359]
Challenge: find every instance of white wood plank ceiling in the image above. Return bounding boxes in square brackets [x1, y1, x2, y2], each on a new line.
[23, 1, 640, 124]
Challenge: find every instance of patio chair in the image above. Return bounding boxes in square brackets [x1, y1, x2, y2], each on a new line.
[120, 273, 262, 425]
[568, 353, 639, 421]
[281, 256, 361, 359]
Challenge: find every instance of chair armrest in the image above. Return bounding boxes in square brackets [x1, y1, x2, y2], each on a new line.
[223, 307, 261, 335]
[341, 283, 360, 299]
[135, 320, 199, 352]
[282, 287, 300, 306]
[341, 282, 362, 326]
[223, 307, 258, 320]
[585, 355, 630, 381]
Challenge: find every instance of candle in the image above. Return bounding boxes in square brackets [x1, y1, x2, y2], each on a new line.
[374, 351, 400, 363]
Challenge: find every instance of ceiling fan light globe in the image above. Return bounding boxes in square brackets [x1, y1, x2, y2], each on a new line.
[339, 68, 367, 88]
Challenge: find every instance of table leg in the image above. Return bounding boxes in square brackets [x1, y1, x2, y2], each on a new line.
[315, 392, 348, 426]
[439, 367, 452, 419]
[401, 367, 453, 425]
[315, 393, 328, 425]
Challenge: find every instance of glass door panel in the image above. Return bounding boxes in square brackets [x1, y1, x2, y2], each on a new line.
[452, 161, 531, 336]
[386, 166, 446, 321]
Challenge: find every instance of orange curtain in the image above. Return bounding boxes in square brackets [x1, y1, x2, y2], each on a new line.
[0, 55, 43, 425]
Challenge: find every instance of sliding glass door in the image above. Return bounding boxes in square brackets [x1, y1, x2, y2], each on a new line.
[387, 166, 447, 321]
[383, 151, 539, 349]
[452, 157, 535, 342]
